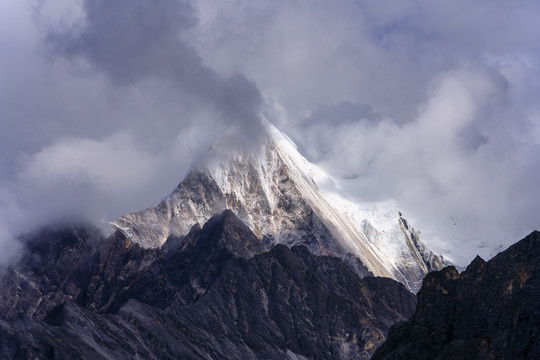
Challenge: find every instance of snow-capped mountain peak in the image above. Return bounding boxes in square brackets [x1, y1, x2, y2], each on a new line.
[113, 119, 443, 291]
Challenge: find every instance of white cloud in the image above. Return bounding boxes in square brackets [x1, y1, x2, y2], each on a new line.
[0, 118, 222, 251]
[294, 67, 540, 264]
[20, 132, 158, 195]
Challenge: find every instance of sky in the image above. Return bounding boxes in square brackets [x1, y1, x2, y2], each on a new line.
[1, 0, 539, 266]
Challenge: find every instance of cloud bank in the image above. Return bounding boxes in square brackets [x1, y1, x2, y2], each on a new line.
[1, 0, 539, 265]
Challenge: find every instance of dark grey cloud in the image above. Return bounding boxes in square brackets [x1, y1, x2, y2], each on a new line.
[302, 101, 380, 127]
[48, 0, 264, 138]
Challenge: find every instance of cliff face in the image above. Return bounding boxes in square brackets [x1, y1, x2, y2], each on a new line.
[372, 230, 540, 360]
[0, 210, 416, 360]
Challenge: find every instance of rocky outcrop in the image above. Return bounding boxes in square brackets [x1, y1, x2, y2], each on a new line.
[0, 210, 416, 359]
[0, 223, 104, 321]
[372, 230, 540, 360]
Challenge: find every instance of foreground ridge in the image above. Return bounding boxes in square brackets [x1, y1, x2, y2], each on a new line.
[0, 211, 416, 359]
[114, 120, 444, 292]
[372, 230, 540, 360]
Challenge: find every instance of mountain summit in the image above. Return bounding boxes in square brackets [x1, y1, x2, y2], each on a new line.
[114, 119, 443, 291]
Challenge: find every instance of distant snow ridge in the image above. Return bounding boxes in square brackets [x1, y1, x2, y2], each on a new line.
[114, 118, 444, 292]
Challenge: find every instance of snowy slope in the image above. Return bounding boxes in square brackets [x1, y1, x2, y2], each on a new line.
[114, 118, 444, 291]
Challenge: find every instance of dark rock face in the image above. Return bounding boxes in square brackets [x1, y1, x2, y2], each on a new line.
[0, 210, 415, 359]
[0, 223, 103, 320]
[372, 230, 540, 360]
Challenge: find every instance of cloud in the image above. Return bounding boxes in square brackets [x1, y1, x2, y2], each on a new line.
[47, 0, 264, 139]
[193, 0, 540, 122]
[0, 224, 22, 270]
[0, 120, 219, 254]
[20, 132, 158, 196]
[0, 187, 24, 269]
[296, 68, 540, 264]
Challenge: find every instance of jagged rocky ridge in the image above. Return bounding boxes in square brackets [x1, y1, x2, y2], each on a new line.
[0, 210, 416, 359]
[114, 120, 444, 292]
[372, 230, 540, 360]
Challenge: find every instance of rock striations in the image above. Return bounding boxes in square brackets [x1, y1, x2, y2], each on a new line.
[114, 120, 443, 292]
[0, 211, 416, 359]
[372, 230, 540, 360]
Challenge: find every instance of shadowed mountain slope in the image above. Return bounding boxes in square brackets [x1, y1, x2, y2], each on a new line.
[372, 230, 540, 360]
[0, 210, 416, 359]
